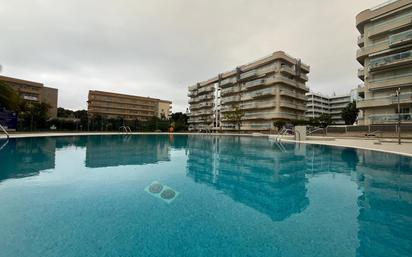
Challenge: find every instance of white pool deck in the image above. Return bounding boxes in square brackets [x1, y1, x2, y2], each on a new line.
[1, 132, 412, 157]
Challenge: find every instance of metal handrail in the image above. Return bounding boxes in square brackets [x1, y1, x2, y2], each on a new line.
[120, 126, 132, 134]
[275, 128, 294, 142]
[0, 139, 8, 151]
[307, 127, 325, 136]
[365, 130, 383, 143]
[0, 124, 9, 139]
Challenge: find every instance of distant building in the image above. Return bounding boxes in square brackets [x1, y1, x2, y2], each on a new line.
[187, 51, 310, 131]
[305, 91, 355, 125]
[356, 0, 412, 125]
[87, 90, 172, 120]
[0, 75, 58, 118]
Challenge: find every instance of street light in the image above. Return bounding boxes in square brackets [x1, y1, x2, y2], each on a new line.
[396, 88, 401, 145]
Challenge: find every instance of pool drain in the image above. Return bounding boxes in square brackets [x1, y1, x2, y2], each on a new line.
[160, 189, 176, 200]
[144, 181, 179, 204]
[149, 183, 163, 193]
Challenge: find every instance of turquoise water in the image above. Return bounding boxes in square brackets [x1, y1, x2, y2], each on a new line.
[0, 135, 411, 257]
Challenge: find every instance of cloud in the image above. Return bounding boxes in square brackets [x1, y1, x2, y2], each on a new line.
[0, 0, 383, 111]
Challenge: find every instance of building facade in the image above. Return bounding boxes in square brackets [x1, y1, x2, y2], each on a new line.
[0, 75, 58, 118]
[306, 92, 352, 125]
[188, 51, 310, 131]
[87, 90, 172, 121]
[356, 0, 412, 125]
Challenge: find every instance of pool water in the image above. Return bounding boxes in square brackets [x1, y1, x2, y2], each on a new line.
[0, 135, 411, 257]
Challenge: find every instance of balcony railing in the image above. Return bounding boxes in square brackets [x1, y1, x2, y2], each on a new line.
[389, 29, 412, 47]
[244, 78, 266, 89]
[240, 70, 258, 80]
[221, 95, 241, 105]
[369, 50, 412, 70]
[221, 86, 241, 96]
[240, 101, 276, 110]
[197, 86, 214, 94]
[357, 92, 412, 108]
[357, 68, 365, 78]
[220, 77, 237, 86]
[242, 88, 276, 100]
[357, 35, 364, 46]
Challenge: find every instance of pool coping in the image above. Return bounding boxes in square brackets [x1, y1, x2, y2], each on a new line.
[1, 132, 412, 158]
[279, 138, 412, 158]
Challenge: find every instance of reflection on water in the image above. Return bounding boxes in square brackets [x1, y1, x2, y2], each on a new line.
[0, 135, 411, 256]
[84, 135, 172, 168]
[186, 136, 309, 221]
[0, 138, 56, 181]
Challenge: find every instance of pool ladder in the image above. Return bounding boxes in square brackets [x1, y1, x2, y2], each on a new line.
[0, 124, 9, 152]
[120, 126, 132, 134]
[0, 124, 9, 139]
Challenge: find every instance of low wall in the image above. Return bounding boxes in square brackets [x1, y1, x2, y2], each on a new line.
[311, 124, 412, 138]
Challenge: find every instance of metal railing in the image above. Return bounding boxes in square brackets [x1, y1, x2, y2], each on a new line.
[120, 126, 132, 134]
[0, 124, 10, 139]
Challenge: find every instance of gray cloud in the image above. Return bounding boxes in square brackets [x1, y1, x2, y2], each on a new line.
[0, 0, 383, 112]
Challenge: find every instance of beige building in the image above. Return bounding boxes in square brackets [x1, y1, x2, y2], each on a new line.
[188, 51, 310, 131]
[0, 75, 58, 118]
[87, 90, 172, 121]
[356, 0, 412, 125]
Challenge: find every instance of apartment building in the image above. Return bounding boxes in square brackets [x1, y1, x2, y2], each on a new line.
[306, 91, 358, 124]
[87, 90, 172, 121]
[356, 0, 412, 125]
[0, 75, 58, 118]
[187, 51, 310, 131]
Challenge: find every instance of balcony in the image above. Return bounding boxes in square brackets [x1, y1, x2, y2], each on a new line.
[242, 111, 275, 120]
[240, 69, 259, 80]
[220, 77, 237, 87]
[240, 101, 276, 110]
[197, 86, 214, 95]
[188, 91, 197, 97]
[221, 86, 241, 96]
[356, 40, 389, 63]
[357, 92, 412, 108]
[243, 78, 266, 89]
[191, 101, 213, 110]
[241, 123, 272, 130]
[273, 76, 309, 91]
[358, 68, 365, 80]
[369, 50, 412, 71]
[279, 90, 306, 101]
[242, 88, 276, 100]
[389, 29, 412, 47]
[357, 35, 365, 46]
[368, 13, 412, 37]
[188, 84, 198, 91]
[280, 102, 306, 111]
[221, 95, 241, 105]
[368, 73, 412, 90]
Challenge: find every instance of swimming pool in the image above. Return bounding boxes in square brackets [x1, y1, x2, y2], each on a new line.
[0, 135, 411, 257]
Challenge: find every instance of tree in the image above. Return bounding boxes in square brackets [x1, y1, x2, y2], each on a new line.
[223, 104, 244, 131]
[341, 102, 359, 125]
[170, 112, 188, 131]
[273, 120, 287, 131]
[0, 81, 20, 111]
[18, 102, 51, 130]
[318, 113, 333, 128]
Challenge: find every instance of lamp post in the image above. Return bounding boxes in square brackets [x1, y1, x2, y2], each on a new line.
[396, 88, 401, 145]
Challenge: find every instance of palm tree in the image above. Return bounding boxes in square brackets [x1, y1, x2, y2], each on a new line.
[0, 81, 20, 111]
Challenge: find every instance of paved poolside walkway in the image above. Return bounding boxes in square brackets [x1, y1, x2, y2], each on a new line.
[281, 137, 412, 157]
[1, 132, 412, 157]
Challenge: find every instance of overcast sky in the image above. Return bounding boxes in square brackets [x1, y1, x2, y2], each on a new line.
[0, 0, 384, 112]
